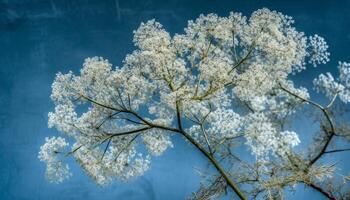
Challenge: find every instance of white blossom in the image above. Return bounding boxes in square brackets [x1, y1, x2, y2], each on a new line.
[243, 113, 300, 161]
[48, 104, 77, 135]
[142, 129, 173, 156]
[206, 108, 242, 139]
[313, 61, 350, 103]
[339, 62, 350, 87]
[133, 19, 170, 50]
[338, 62, 350, 103]
[308, 34, 330, 67]
[313, 73, 345, 100]
[38, 137, 72, 183]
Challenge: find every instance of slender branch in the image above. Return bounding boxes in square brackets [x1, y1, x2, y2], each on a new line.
[306, 182, 336, 200]
[127, 93, 132, 110]
[174, 99, 247, 200]
[326, 93, 339, 109]
[80, 94, 122, 112]
[116, 88, 128, 110]
[279, 84, 337, 165]
[101, 138, 112, 161]
[64, 144, 83, 156]
[96, 111, 121, 129]
[227, 25, 266, 75]
[278, 84, 341, 198]
[176, 101, 183, 131]
[114, 116, 146, 125]
[279, 84, 323, 110]
[114, 134, 140, 162]
[180, 130, 247, 200]
[228, 42, 255, 74]
[309, 109, 336, 165]
[105, 126, 152, 137]
[200, 123, 213, 155]
[324, 148, 350, 154]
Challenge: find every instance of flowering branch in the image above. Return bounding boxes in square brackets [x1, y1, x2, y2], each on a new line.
[39, 8, 350, 200]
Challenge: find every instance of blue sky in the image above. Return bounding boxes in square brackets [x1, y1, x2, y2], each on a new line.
[0, 0, 350, 199]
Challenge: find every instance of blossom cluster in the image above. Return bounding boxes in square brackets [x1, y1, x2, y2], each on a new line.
[313, 62, 350, 103]
[308, 34, 330, 67]
[244, 113, 300, 161]
[38, 137, 71, 183]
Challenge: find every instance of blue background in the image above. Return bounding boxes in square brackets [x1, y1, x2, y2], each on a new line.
[1, 0, 350, 199]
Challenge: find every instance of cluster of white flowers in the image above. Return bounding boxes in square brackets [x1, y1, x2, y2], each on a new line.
[187, 107, 242, 147]
[133, 19, 171, 50]
[313, 62, 350, 103]
[38, 137, 72, 183]
[313, 73, 344, 98]
[142, 129, 173, 156]
[74, 143, 151, 184]
[48, 104, 77, 135]
[308, 34, 330, 67]
[338, 62, 350, 102]
[234, 64, 271, 102]
[244, 114, 300, 161]
[40, 8, 343, 184]
[206, 109, 242, 139]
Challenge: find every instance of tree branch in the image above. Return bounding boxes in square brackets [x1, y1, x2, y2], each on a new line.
[279, 84, 341, 199]
[174, 99, 247, 200]
[324, 148, 350, 154]
[306, 182, 336, 200]
[180, 130, 247, 200]
[279, 84, 337, 166]
[104, 126, 152, 137]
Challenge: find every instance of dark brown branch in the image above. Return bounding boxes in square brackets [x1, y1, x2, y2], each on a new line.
[307, 182, 337, 200]
[80, 94, 122, 112]
[180, 130, 247, 200]
[279, 84, 323, 110]
[324, 148, 350, 154]
[101, 138, 112, 161]
[279, 84, 337, 166]
[176, 101, 183, 131]
[114, 134, 140, 162]
[96, 111, 121, 129]
[279, 85, 341, 199]
[174, 99, 247, 200]
[228, 42, 255, 74]
[309, 109, 336, 165]
[105, 126, 152, 137]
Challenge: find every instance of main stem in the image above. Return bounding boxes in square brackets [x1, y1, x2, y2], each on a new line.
[175, 102, 247, 200]
[181, 130, 247, 200]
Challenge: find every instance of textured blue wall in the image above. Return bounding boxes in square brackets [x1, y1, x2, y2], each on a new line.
[1, 0, 350, 199]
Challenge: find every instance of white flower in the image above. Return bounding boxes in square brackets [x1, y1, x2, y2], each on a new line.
[133, 19, 170, 50]
[206, 108, 242, 139]
[313, 62, 350, 103]
[339, 62, 350, 87]
[313, 73, 345, 99]
[38, 137, 71, 183]
[142, 129, 173, 156]
[244, 113, 300, 161]
[48, 104, 77, 135]
[308, 34, 330, 67]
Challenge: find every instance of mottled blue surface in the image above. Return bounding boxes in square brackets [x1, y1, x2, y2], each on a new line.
[1, 0, 350, 199]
